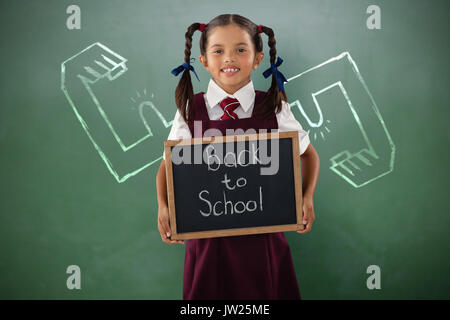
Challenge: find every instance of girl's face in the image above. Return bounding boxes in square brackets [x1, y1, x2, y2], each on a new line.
[199, 24, 264, 95]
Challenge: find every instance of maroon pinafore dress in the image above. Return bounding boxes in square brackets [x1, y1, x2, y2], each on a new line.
[183, 90, 301, 300]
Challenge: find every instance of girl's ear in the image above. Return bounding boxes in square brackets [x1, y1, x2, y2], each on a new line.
[253, 52, 264, 70]
[199, 55, 208, 67]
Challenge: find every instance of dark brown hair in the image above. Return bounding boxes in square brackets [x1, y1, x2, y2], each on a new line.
[174, 14, 287, 124]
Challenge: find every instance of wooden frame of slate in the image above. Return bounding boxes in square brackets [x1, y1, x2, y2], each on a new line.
[164, 131, 304, 240]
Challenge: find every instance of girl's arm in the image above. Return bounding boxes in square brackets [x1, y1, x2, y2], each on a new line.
[301, 143, 320, 198]
[156, 159, 184, 244]
[297, 143, 320, 234]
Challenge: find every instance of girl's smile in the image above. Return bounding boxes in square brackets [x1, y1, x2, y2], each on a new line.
[221, 66, 240, 76]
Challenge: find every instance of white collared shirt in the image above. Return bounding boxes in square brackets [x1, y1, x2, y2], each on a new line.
[163, 78, 310, 159]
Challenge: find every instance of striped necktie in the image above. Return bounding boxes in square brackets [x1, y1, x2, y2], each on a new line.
[219, 97, 241, 120]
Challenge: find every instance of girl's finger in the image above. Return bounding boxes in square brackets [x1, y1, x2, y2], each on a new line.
[302, 208, 311, 225]
[302, 215, 309, 225]
[160, 231, 184, 244]
[297, 221, 312, 234]
[167, 236, 185, 244]
[164, 237, 185, 245]
[159, 216, 172, 239]
[165, 234, 184, 244]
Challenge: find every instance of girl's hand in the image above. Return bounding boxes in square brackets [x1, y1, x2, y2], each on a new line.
[158, 205, 185, 245]
[297, 194, 315, 234]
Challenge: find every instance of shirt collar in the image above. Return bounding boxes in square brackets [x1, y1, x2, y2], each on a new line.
[205, 78, 255, 112]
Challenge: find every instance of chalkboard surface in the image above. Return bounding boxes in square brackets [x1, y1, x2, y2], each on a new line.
[165, 132, 303, 239]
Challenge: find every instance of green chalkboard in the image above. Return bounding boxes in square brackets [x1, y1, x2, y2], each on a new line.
[1, 0, 449, 299]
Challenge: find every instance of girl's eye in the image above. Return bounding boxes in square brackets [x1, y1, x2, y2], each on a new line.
[213, 49, 246, 54]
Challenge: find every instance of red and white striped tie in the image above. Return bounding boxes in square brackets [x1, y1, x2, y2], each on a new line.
[219, 97, 241, 120]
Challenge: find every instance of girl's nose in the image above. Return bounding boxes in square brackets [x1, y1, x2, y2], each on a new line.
[224, 53, 236, 62]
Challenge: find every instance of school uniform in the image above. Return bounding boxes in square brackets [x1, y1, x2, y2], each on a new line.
[164, 78, 310, 300]
[163, 79, 310, 156]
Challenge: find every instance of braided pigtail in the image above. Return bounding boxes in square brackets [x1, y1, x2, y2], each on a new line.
[173, 23, 204, 124]
[256, 25, 288, 120]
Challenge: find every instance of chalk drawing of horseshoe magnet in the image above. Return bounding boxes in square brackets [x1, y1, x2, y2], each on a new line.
[285, 52, 395, 188]
[61, 42, 173, 183]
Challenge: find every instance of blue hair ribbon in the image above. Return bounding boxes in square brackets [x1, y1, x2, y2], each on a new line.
[262, 56, 288, 92]
[171, 62, 200, 82]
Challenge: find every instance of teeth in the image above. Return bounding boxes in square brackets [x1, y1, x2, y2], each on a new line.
[222, 68, 239, 73]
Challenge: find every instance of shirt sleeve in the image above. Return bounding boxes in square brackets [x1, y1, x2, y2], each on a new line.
[276, 100, 310, 155]
[162, 107, 192, 160]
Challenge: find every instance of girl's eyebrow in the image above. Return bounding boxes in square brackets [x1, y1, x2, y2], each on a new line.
[210, 42, 249, 48]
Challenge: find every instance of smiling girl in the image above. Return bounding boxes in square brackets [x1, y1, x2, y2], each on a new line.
[156, 14, 320, 300]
